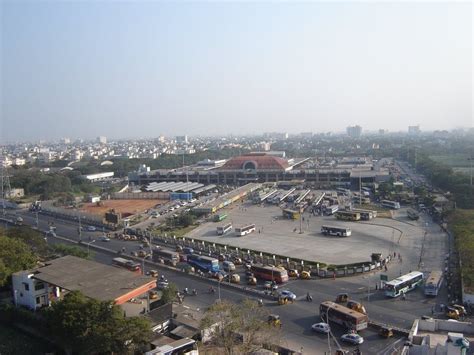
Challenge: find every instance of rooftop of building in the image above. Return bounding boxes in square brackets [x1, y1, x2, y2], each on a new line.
[18, 255, 155, 302]
[220, 153, 291, 171]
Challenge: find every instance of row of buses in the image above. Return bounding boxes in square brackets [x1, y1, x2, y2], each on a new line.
[216, 223, 256, 236]
[384, 270, 443, 298]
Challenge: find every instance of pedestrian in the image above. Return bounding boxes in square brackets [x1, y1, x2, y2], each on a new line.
[375, 284, 378, 290]
[399, 270, 402, 276]
[384, 265, 388, 272]
[431, 306, 434, 315]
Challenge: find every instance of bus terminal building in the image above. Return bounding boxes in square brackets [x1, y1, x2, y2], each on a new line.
[129, 152, 390, 188]
[12, 255, 156, 314]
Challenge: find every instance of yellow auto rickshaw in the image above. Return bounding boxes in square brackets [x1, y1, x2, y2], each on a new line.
[278, 296, 293, 305]
[379, 327, 394, 338]
[149, 291, 159, 300]
[267, 314, 281, 327]
[451, 304, 467, 317]
[230, 274, 240, 284]
[247, 276, 257, 286]
[446, 307, 460, 320]
[300, 271, 311, 279]
[288, 269, 299, 278]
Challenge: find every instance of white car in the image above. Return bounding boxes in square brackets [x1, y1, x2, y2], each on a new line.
[99, 236, 110, 242]
[157, 281, 169, 289]
[87, 226, 96, 232]
[311, 323, 330, 334]
[279, 290, 297, 301]
[341, 333, 364, 345]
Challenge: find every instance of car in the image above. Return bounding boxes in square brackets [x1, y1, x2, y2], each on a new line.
[279, 290, 296, 301]
[264, 281, 278, 291]
[341, 333, 364, 345]
[99, 236, 110, 242]
[311, 322, 330, 334]
[87, 226, 96, 231]
[157, 281, 169, 289]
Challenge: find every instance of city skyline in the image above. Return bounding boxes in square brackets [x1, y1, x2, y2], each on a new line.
[2, 1, 472, 142]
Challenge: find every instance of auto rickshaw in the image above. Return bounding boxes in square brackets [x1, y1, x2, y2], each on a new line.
[300, 271, 311, 279]
[336, 293, 349, 303]
[347, 300, 367, 314]
[451, 304, 467, 317]
[148, 291, 159, 300]
[230, 274, 240, 284]
[379, 327, 394, 338]
[446, 307, 460, 320]
[148, 269, 159, 278]
[267, 314, 281, 327]
[278, 296, 293, 305]
[247, 276, 257, 286]
[288, 269, 299, 278]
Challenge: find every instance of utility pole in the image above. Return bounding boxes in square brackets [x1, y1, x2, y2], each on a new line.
[35, 211, 39, 229]
[78, 215, 82, 242]
[359, 174, 362, 206]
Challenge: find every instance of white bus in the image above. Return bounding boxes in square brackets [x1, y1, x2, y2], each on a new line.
[321, 225, 352, 237]
[217, 223, 233, 236]
[424, 271, 443, 296]
[235, 224, 256, 236]
[381, 200, 401, 209]
[384, 271, 424, 297]
[324, 205, 339, 215]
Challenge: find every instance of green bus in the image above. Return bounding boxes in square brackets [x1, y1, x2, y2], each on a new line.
[214, 213, 228, 222]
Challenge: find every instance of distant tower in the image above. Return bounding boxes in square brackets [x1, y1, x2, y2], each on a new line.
[0, 154, 12, 216]
[97, 136, 107, 144]
[347, 125, 362, 138]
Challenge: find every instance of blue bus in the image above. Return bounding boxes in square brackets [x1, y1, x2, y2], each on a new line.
[187, 254, 220, 273]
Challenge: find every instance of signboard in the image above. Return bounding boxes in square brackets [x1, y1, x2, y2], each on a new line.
[380, 274, 388, 281]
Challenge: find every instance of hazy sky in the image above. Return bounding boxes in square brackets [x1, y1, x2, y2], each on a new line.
[1, 1, 472, 142]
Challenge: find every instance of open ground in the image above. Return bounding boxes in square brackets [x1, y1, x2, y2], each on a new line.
[80, 199, 167, 217]
[186, 201, 437, 266]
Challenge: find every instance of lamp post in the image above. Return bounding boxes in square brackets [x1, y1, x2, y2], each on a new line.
[87, 240, 96, 256]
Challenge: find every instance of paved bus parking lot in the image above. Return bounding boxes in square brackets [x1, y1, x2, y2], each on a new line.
[187, 201, 433, 265]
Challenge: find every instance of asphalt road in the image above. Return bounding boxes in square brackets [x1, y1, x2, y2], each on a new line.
[3, 209, 448, 354]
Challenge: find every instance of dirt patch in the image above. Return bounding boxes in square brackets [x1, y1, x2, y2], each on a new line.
[80, 199, 166, 217]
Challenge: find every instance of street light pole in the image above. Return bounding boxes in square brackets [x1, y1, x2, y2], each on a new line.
[87, 240, 96, 256]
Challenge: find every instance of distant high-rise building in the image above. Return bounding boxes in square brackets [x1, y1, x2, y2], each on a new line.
[61, 137, 70, 144]
[408, 126, 421, 135]
[346, 125, 362, 138]
[158, 135, 166, 143]
[176, 135, 188, 144]
[378, 129, 385, 135]
[97, 136, 107, 144]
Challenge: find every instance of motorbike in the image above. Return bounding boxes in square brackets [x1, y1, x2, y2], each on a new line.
[192, 289, 198, 296]
[306, 294, 313, 302]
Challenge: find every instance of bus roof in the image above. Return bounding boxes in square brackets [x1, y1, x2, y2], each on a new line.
[189, 254, 218, 262]
[321, 225, 351, 230]
[320, 301, 367, 320]
[426, 271, 443, 285]
[113, 257, 132, 263]
[385, 271, 423, 286]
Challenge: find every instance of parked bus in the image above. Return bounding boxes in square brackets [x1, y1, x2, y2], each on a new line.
[335, 211, 361, 221]
[352, 209, 376, 220]
[152, 249, 179, 265]
[250, 264, 289, 283]
[217, 223, 233, 235]
[324, 205, 339, 215]
[321, 225, 352, 237]
[319, 301, 368, 331]
[407, 208, 420, 221]
[187, 254, 220, 273]
[384, 271, 424, 298]
[112, 257, 141, 274]
[381, 200, 401, 209]
[424, 271, 443, 296]
[282, 209, 300, 220]
[235, 224, 256, 236]
[214, 213, 227, 222]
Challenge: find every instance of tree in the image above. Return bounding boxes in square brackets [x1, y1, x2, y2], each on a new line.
[44, 291, 151, 354]
[201, 299, 280, 355]
[0, 236, 37, 287]
[160, 282, 178, 304]
[51, 244, 91, 259]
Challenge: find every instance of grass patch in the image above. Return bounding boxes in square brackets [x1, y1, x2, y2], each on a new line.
[0, 324, 59, 355]
[447, 209, 474, 293]
[155, 224, 198, 238]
